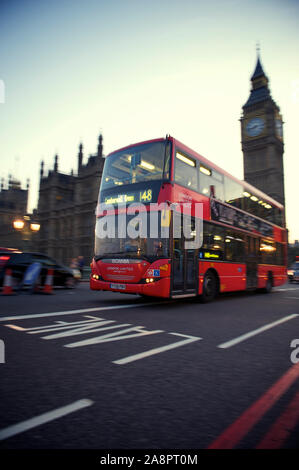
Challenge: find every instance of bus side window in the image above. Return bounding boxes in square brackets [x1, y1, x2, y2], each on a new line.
[224, 232, 245, 262]
[202, 222, 225, 260]
[174, 151, 198, 191]
[199, 167, 224, 201]
[260, 239, 276, 264]
[224, 177, 243, 209]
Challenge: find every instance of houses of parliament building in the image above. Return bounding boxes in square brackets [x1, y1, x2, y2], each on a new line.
[0, 135, 105, 264]
[0, 53, 286, 265]
[37, 134, 105, 264]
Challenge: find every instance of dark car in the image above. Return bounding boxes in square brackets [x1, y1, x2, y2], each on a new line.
[288, 261, 299, 283]
[0, 251, 79, 288]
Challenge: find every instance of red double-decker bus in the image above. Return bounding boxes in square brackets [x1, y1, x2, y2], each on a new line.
[90, 136, 287, 301]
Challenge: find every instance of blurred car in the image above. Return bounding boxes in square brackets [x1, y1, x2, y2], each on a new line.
[0, 247, 20, 251]
[287, 260, 299, 283]
[0, 251, 80, 288]
[0, 247, 20, 269]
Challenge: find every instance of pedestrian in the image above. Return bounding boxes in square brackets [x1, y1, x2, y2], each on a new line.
[70, 258, 78, 270]
[77, 255, 85, 276]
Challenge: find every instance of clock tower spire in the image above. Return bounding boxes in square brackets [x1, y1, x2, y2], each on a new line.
[241, 53, 285, 208]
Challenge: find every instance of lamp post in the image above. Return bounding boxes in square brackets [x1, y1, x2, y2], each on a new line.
[12, 215, 40, 251]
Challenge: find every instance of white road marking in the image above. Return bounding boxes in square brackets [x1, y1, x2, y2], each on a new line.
[218, 314, 299, 349]
[4, 324, 26, 331]
[275, 288, 299, 292]
[0, 399, 94, 441]
[113, 332, 202, 365]
[5, 316, 108, 333]
[0, 301, 170, 322]
[65, 326, 164, 348]
[43, 323, 132, 340]
[30, 320, 116, 336]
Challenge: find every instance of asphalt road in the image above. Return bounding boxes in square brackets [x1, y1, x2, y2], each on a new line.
[0, 282, 299, 451]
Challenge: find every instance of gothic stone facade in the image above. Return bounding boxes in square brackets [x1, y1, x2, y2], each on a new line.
[0, 178, 29, 249]
[37, 135, 104, 265]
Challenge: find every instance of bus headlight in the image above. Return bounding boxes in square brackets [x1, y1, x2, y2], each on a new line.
[92, 274, 100, 280]
[146, 278, 154, 283]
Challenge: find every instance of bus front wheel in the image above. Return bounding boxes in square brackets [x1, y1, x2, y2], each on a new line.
[200, 271, 218, 303]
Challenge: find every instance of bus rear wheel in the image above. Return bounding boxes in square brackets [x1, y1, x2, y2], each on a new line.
[263, 275, 273, 294]
[200, 271, 218, 303]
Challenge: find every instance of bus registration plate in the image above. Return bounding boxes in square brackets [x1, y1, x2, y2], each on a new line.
[110, 283, 126, 290]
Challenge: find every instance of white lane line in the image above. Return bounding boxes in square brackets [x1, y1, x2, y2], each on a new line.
[0, 399, 94, 441]
[218, 314, 299, 349]
[0, 301, 171, 322]
[113, 332, 202, 365]
[275, 288, 299, 292]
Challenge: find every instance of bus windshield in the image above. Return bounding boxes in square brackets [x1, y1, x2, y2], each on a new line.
[101, 141, 170, 190]
[95, 212, 170, 261]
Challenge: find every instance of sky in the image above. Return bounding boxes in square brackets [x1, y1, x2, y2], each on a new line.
[1, 0, 299, 241]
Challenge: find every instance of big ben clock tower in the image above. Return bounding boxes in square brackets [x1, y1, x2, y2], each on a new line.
[241, 52, 285, 208]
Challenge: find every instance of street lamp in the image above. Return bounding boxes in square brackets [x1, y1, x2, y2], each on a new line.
[12, 216, 40, 251]
[30, 223, 41, 232]
[13, 219, 25, 230]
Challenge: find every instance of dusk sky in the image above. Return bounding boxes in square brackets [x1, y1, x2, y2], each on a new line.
[1, 0, 298, 241]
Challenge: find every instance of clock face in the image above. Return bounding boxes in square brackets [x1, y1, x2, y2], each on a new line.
[275, 119, 283, 138]
[245, 117, 265, 137]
